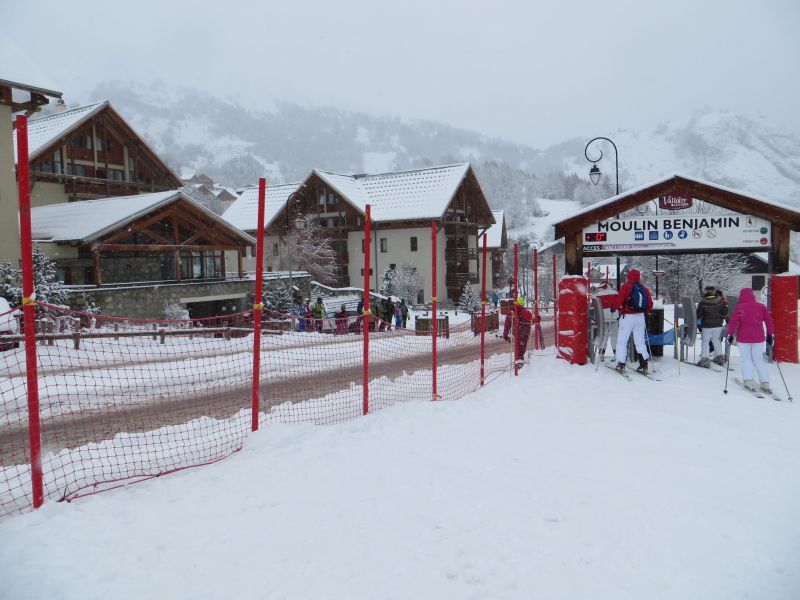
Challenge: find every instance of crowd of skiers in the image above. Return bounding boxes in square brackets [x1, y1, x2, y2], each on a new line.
[290, 296, 410, 334]
[596, 267, 776, 393]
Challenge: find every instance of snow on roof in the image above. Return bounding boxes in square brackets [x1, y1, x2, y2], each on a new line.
[221, 183, 302, 232]
[308, 163, 472, 223]
[32, 191, 255, 244]
[13, 101, 107, 162]
[555, 173, 800, 226]
[484, 210, 505, 248]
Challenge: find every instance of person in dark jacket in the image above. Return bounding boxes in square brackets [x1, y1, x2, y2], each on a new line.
[503, 296, 533, 367]
[335, 305, 348, 335]
[696, 285, 728, 367]
[400, 299, 409, 328]
[612, 268, 654, 373]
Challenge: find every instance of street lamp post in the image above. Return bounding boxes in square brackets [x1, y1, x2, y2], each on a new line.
[584, 137, 620, 290]
[284, 188, 306, 301]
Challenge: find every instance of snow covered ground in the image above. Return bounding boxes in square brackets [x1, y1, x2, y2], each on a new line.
[2, 346, 799, 600]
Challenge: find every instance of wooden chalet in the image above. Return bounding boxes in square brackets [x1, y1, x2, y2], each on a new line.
[254, 163, 496, 301]
[13, 101, 181, 203]
[31, 190, 255, 286]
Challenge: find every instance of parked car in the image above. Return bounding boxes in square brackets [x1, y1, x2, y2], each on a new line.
[0, 297, 20, 351]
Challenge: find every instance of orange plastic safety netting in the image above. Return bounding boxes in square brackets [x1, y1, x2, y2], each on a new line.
[0, 302, 554, 518]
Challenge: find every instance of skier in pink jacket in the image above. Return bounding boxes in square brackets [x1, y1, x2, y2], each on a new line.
[726, 288, 775, 392]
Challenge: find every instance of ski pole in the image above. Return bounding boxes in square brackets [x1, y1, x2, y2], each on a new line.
[771, 347, 793, 402]
[723, 337, 732, 394]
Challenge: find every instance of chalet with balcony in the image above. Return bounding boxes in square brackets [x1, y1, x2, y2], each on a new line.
[13, 101, 181, 206]
[224, 163, 497, 302]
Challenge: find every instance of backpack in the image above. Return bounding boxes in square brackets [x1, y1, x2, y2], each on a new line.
[627, 282, 648, 312]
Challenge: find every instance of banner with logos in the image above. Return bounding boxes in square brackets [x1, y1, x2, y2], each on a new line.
[582, 213, 771, 253]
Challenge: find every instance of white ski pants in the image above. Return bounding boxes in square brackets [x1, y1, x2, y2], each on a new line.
[738, 342, 770, 384]
[701, 327, 723, 359]
[599, 319, 618, 355]
[616, 313, 649, 363]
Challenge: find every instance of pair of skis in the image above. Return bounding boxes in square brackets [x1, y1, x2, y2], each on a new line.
[604, 363, 660, 382]
[731, 378, 784, 401]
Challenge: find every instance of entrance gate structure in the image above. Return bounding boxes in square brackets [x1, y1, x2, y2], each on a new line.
[552, 174, 800, 363]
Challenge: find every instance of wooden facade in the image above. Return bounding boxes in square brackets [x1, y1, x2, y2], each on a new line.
[26, 103, 181, 201]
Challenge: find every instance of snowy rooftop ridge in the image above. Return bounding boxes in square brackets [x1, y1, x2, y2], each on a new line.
[13, 101, 108, 162]
[221, 183, 302, 232]
[288, 162, 474, 225]
[32, 190, 255, 244]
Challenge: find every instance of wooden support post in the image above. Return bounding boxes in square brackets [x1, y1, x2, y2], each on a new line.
[772, 224, 790, 274]
[238, 249, 244, 278]
[93, 249, 102, 286]
[220, 250, 226, 279]
[564, 232, 582, 275]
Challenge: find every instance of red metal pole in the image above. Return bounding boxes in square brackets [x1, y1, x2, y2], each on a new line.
[432, 220, 438, 399]
[251, 178, 267, 432]
[513, 243, 519, 376]
[362, 205, 371, 415]
[16, 116, 43, 509]
[553, 253, 558, 333]
[533, 247, 540, 350]
[480, 233, 487, 385]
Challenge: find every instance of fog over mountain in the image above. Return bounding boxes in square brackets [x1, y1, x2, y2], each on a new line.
[77, 81, 800, 238]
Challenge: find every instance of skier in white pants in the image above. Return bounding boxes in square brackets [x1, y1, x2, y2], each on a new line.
[726, 288, 775, 392]
[612, 269, 654, 373]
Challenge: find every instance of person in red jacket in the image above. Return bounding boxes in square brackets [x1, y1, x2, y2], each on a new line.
[503, 296, 533, 367]
[613, 268, 654, 373]
[726, 287, 775, 392]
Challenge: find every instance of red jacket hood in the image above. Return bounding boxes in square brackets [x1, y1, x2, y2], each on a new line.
[627, 269, 641, 284]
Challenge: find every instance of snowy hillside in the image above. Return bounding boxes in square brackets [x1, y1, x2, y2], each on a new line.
[60, 81, 800, 230]
[2, 351, 799, 599]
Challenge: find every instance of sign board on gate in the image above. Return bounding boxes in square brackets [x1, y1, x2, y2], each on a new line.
[658, 193, 693, 210]
[582, 213, 771, 253]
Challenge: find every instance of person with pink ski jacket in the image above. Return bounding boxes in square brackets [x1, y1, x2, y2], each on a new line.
[726, 288, 775, 392]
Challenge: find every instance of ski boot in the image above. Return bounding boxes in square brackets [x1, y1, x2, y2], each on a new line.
[712, 355, 726, 366]
[637, 355, 649, 374]
[615, 362, 626, 373]
[697, 357, 711, 368]
[743, 379, 757, 391]
[760, 382, 772, 393]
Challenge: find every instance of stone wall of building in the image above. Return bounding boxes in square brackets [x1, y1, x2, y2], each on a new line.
[72, 279, 256, 319]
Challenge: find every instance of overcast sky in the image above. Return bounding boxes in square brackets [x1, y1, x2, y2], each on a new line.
[2, 0, 798, 147]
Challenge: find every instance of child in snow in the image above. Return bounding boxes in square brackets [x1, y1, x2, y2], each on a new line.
[394, 302, 402, 329]
[696, 285, 728, 367]
[726, 288, 775, 393]
[612, 269, 653, 373]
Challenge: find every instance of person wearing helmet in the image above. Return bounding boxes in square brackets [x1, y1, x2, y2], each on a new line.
[502, 296, 533, 368]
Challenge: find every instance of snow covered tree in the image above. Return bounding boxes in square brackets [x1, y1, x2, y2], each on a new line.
[163, 303, 190, 321]
[288, 215, 339, 285]
[382, 264, 423, 303]
[638, 253, 749, 302]
[459, 282, 480, 314]
[0, 247, 68, 306]
[264, 283, 294, 313]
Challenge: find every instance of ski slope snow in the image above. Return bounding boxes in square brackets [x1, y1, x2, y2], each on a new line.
[1, 348, 799, 600]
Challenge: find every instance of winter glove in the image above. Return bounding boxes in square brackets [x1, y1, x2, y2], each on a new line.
[697, 325, 702, 333]
[727, 335, 734, 345]
[766, 334, 774, 347]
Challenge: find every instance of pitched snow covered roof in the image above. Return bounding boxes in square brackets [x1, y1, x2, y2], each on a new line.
[32, 190, 255, 244]
[13, 102, 107, 162]
[484, 210, 505, 248]
[221, 183, 302, 232]
[554, 173, 800, 237]
[275, 163, 475, 225]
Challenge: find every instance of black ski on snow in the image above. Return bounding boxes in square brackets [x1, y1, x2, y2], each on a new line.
[687, 361, 729, 373]
[605, 364, 632, 381]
